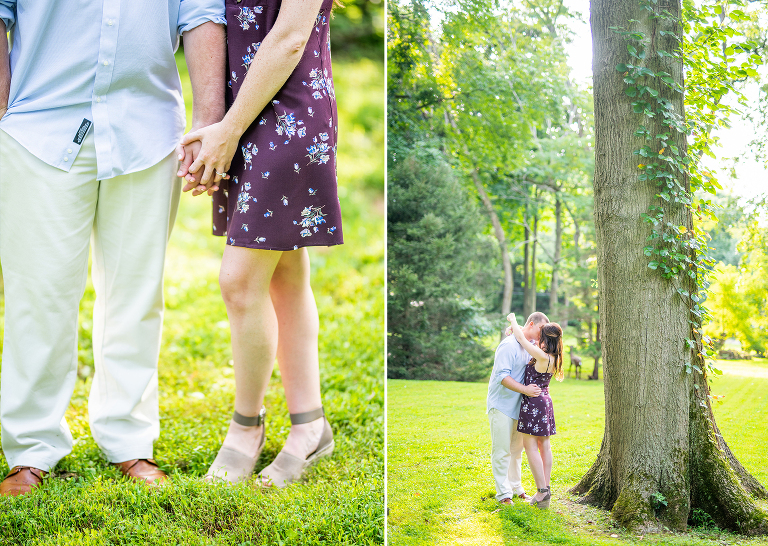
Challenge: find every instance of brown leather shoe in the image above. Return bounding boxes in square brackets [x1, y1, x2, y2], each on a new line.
[499, 497, 513, 505]
[516, 492, 533, 502]
[113, 459, 168, 485]
[0, 466, 47, 497]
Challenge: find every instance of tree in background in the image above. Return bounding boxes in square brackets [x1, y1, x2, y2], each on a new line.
[705, 207, 768, 355]
[387, 0, 601, 376]
[331, 0, 385, 60]
[387, 154, 498, 380]
[574, 0, 767, 533]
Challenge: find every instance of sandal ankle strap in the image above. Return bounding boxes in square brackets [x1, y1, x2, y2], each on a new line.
[290, 406, 324, 425]
[233, 407, 266, 427]
[537, 487, 549, 493]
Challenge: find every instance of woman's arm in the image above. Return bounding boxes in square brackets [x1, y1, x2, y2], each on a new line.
[181, 0, 325, 191]
[507, 314, 550, 370]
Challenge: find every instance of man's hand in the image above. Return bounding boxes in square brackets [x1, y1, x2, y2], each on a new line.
[523, 384, 542, 397]
[177, 140, 216, 196]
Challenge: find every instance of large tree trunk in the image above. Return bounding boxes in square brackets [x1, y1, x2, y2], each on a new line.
[470, 168, 513, 315]
[550, 193, 562, 317]
[572, 0, 767, 534]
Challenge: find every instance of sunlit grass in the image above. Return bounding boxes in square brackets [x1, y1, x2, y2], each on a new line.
[0, 55, 384, 545]
[387, 359, 768, 546]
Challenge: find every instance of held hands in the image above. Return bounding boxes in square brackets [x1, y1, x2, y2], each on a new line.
[177, 121, 239, 196]
[177, 140, 211, 196]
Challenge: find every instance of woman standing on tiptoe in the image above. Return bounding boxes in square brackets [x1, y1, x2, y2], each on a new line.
[506, 314, 564, 509]
[177, 0, 343, 487]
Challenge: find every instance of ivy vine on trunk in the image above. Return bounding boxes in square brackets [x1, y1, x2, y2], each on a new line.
[573, 0, 768, 534]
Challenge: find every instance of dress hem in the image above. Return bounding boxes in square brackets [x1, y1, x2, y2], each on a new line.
[212, 235, 344, 252]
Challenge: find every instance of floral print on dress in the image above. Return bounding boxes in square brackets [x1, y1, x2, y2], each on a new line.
[306, 135, 331, 166]
[242, 42, 261, 71]
[236, 191, 253, 214]
[236, 7, 262, 30]
[215, 0, 342, 251]
[517, 359, 556, 437]
[275, 111, 299, 142]
[304, 68, 335, 102]
[242, 143, 256, 170]
[294, 205, 326, 237]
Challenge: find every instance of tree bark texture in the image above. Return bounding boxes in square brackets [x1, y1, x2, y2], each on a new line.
[573, 0, 767, 534]
[470, 168, 513, 316]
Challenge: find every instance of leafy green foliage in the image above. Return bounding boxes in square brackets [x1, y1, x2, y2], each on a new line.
[704, 213, 768, 356]
[387, 154, 498, 381]
[612, 0, 763, 381]
[0, 56, 384, 544]
[330, 0, 384, 61]
[388, 0, 601, 371]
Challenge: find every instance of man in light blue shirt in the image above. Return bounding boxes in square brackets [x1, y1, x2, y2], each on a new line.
[487, 311, 548, 503]
[0, 0, 226, 495]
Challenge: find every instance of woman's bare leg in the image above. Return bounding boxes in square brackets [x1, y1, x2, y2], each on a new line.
[218, 245, 283, 457]
[269, 248, 324, 459]
[537, 436, 553, 488]
[522, 433, 548, 501]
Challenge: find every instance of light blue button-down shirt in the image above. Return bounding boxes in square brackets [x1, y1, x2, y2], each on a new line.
[486, 334, 531, 421]
[0, 1, 225, 180]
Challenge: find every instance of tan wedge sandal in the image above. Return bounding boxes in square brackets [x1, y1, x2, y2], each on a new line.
[258, 407, 334, 488]
[529, 487, 551, 509]
[205, 407, 266, 483]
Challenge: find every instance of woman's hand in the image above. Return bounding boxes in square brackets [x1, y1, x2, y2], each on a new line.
[505, 313, 518, 336]
[180, 121, 240, 195]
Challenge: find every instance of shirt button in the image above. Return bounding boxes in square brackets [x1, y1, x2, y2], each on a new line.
[67, 149, 73, 154]
[64, 157, 69, 162]
[96, 97, 102, 103]
[107, 20, 113, 26]
[103, 60, 109, 66]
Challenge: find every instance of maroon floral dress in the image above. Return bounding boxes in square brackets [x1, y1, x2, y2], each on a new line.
[213, 0, 344, 250]
[517, 357, 556, 437]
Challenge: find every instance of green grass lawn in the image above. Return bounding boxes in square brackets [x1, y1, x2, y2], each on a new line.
[0, 55, 384, 545]
[387, 359, 768, 546]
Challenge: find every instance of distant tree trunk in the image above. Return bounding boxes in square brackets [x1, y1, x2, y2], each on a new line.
[572, 0, 768, 534]
[523, 217, 532, 318]
[550, 193, 562, 318]
[528, 212, 538, 315]
[470, 168, 513, 315]
[589, 320, 600, 380]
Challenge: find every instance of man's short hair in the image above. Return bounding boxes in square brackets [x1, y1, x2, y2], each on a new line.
[526, 312, 549, 325]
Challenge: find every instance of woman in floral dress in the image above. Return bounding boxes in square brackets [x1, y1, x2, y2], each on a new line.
[506, 315, 564, 509]
[176, 0, 343, 487]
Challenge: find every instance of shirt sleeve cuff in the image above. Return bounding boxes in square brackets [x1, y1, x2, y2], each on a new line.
[0, 7, 15, 32]
[179, 13, 226, 35]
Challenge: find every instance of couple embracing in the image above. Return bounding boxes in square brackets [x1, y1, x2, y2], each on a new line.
[487, 312, 564, 509]
[0, 0, 342, 495]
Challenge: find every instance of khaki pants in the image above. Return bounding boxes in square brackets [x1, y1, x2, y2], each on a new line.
[0, 129, 180, 470]
[488, 408, 525, 501]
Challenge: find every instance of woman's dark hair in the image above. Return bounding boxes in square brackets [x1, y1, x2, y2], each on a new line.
[538, 323, 564, 382]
